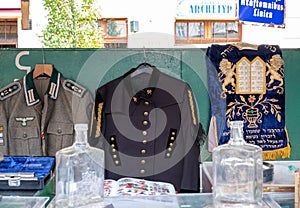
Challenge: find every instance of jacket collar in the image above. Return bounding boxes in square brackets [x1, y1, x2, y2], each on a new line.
[123, 65, 160, 101]
[24, 68, 61, 106]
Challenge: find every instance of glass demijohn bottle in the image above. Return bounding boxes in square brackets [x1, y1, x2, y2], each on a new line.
[55, 123, 105, 208]
[212, 120, 263, 208]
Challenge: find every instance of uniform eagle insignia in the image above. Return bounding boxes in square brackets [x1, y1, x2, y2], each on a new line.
[15, 116, 35, 127]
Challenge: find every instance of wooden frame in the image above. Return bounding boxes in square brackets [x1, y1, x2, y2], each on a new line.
[175, 19, 242, 45]
[100, 18, 128, 47]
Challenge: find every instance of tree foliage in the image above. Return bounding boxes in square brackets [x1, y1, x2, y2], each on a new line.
[41, 0, 103, 48]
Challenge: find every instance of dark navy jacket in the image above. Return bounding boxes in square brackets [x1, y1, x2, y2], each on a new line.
[95, 66, 201, 192]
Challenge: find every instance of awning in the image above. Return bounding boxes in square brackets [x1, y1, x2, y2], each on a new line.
[0, 9, 21, 18]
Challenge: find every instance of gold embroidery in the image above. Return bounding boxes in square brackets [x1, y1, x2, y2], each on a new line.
[220, 45, 235, 57]
[262, 142, 290, 160]
[89, 103, 95, 138]
[264, 45, 277, 53]
[96, 103, 103, 138]
[266, 54, 284, 93]
[236, 57, 266, 95]
[232, 42, 258, 50]
[226, 94, 282, 128]
[218, 58, 236, 97]
[188, 90, 197, 125]
[219, 56, 269, 97]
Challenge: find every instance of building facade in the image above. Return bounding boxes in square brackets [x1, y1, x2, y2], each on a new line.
[0, 0, 299, 48]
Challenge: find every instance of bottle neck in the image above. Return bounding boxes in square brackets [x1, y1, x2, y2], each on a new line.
[229, 126, 245, 145]
[74, 130, 88, 145]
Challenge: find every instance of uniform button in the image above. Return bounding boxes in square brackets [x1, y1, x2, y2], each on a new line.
[143, 111, 149, 116]
[142, 131, 147, 136]
[170, 136, 175, 141]
[140, 169, 145, 174]
[141, 149, 146, 154]
[113, 154, 117, 159]
[166, 153, 171, 157]
[112, 148, 116, 152]
[110, 136, 115, 141]
[57, 128, 62, 134]
[143, 120, 148, 126]
[142, 140, 147, 144]
[111, 144, 115, 148]
[144, 101, 149, 105]
[115, 160, 119, 165]
[168, 147, 172, 151]
[23, 133, 27, 138]
[169, 143, 174, 147]
[141, 159, 146, 164]
[172, 132, 176, 135]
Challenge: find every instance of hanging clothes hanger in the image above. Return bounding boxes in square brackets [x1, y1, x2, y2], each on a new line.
[131, 48, 153, 77]
[33, 47, 53, 78]
[33, 64, 53, 78]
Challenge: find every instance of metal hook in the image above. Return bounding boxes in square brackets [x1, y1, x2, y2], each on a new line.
[143, 46, 146, 63]
[42, 47, 45, 64]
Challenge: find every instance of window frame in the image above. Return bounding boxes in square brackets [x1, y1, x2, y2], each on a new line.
[0, 18, 18, 46]
[100, 17, 128, 47]
[175, 19, 242, 44]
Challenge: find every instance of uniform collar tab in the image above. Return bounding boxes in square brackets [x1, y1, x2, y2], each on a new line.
[24, 68, 61, 106]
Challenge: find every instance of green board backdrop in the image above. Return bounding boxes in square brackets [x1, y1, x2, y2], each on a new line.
[0, 48, 299, 161]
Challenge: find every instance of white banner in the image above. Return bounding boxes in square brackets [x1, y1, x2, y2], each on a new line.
[176, 0, 237, 19]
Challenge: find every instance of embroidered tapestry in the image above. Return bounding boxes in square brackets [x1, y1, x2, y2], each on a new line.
[206, 43, 290, 160]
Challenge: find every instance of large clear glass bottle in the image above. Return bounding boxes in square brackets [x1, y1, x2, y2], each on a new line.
[55, 123, 104, 208]
[212, 120, 263, 208]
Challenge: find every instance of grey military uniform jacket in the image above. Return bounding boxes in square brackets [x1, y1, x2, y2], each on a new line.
[0, 68, 94, 156]
[95, 66, 201, 192]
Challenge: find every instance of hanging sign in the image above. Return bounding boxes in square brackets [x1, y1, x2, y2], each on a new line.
[176, 0, 237, 19]
[239, 0, 285, 26]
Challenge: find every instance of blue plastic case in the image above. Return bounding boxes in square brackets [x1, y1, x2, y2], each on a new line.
[0, 156, 55, 190]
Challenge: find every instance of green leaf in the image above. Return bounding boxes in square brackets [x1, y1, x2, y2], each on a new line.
[42, 0, 103, 48]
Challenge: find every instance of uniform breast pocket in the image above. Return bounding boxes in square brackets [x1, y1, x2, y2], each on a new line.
[9, 127, 41, 155]
[46, 122, 74, 156]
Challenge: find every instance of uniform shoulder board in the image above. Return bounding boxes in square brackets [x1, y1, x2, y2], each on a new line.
[0, 82, 21, 101]
[63, 79, 86, 97]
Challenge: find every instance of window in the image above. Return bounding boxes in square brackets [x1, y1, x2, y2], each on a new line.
[100, 18, 128, 48]
[175, 19, 241, 44]
[212, 22, 239, 39]
[0, 19, 18, 47]
[28, 19, 32, 30]
[0, 44, 16, 48]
